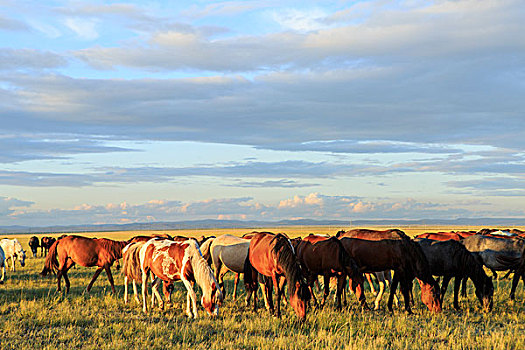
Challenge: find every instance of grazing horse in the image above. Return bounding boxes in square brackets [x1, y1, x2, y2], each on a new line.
[41, 237, 56, 256]
[208, 234, 250, 301]
[40, 235, 128, 293]
[0, 245, 5, 283]
[0, 238, 26, 272]
[415, 238, 493, 311]
[28, 236, 40, 257]
[138, 238, 222, 317]
[295, 237, 363, 309]
[340, 235, 442, 314]
[462, 235, 525, 300]
[244, 232, 311, 321]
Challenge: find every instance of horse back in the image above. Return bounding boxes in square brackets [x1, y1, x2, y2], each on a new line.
[142, 239, 191, 283]
[340, 237, 406, 272]
[248, 232, 282, 277]
[338, 229, 406, 241]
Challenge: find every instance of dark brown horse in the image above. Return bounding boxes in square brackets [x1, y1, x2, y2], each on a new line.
[415, 238, 493, 311]
[244, 232, 310, 321]
[40, 237, 56, 256]
[41, 235, 128, 293]
[296, 237, 363, 309]
[340, 234, 442, 314]
[28, 236, 40, 258]
[336, 228, 406, 240]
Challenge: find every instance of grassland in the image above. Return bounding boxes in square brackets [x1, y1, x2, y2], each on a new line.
[1, 227, 525, 349]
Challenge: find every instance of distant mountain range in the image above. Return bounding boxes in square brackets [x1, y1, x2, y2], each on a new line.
[1, 218, 524, 234]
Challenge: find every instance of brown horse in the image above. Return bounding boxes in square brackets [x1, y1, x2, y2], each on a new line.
[40, 237, 56, 256]
[41, 235, 128, 293]
[340, 235, 442, 314]
[336, 228, 406, 240]
[296, 237, 363, 309]
[244, 232, 310, 321]
[415, 232, 463, 241]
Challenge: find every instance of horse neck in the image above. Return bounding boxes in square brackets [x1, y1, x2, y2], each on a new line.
[463, 250, 488, 288]
[272, 235, 302, 295]
[186, 242, 216, 297]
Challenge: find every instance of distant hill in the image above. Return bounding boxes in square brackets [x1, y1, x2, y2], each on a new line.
[1, 217, 524, 234]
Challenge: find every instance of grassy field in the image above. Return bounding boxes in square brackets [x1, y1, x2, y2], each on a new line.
[1, 227, 525, 349]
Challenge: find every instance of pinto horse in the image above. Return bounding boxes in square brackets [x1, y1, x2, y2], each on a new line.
[295, 237, 363, 309]
[415, 238, 493, 311]
[40, 235, 128, 293]
[244, 232, 311, 321]
[138, 238, 222, 317]
[340, 235, 442, 314]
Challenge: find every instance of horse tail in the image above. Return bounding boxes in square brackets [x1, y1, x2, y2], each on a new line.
[122, 242, 145, 283]
[40, 239, 59, 276]
[243, 250, 257, 292]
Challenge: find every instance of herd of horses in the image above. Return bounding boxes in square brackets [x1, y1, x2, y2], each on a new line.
[1, 228, 525, 321]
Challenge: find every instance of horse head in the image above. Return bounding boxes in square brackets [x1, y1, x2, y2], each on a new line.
[201, 281, 223, 316]
[475, 275, 494, 312]
[289, 280, 311, 322]
[420, 279, 442, 313]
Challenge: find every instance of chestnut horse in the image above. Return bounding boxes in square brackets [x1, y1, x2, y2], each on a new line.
[138, 238, 222, 317]
[244, 232, 311, 321]
[41, 235, 128, 293]
[295, 237, 363, 309]
[415, 232, 463, 241]
[340, 234, 442, 314]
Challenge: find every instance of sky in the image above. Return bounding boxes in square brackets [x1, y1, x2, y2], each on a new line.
[1, 0, 524, 226]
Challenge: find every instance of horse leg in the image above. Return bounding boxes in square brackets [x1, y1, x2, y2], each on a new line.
[388, 272, 400, 313]
[133, 280, 140, 303]
[335, 274, 347, 310]
[264, 277, 274, 315]
[233, 273, 240, 301]
[85, 267, 104, 292]
[453, 276, 462, 310]
[181, 277, 198, 318]
[124, 276, 130, 303]
[279, 278, 288, 306]
[510, 271, 520, 300]
[321, 274, 330, 307]
[374, 280, 385, 310]
[151, 278, 164, 309]
[461, 276, 468, 297]
[141, 271, 149, 313]
[399, 276, 413, 315]
[11, 256, 15, 272]
[272, 274, 282, 317]
[366, 273, 377, 295]
[103, 264, 116, 294]
[440, 275, 452, 305]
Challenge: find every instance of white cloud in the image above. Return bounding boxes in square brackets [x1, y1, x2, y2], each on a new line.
[64, 18, 99, 40]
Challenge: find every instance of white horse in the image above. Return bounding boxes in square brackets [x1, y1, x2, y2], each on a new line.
[365, 270, 399, 310]
[0, 245, 6, 283]
[0, 238, 26, 272]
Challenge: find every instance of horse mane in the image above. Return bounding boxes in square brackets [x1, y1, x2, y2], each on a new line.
[457, 242, 490, 289]
[122, 242, 145, 283]
[270, 233, 305, 297]
[186, 240, 223, 302]
[95, 238, 128, 260]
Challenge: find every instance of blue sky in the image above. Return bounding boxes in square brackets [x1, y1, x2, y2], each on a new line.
[1, 0, 524, 226]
